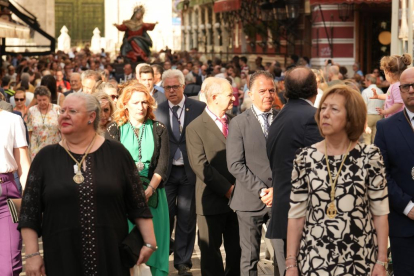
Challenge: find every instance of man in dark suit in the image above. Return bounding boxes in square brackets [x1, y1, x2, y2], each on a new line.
[63, 73, 83, 96]
[375, 67, 414, 275]
[183, 73, 201, 97]
[186, 77, 241, 276]
[154, 69, 205, 276]
[227, 71, 277, 276]
[139, 65, 167, 105]
[266, 67, 323, 276]
[116, 63, 135, 83]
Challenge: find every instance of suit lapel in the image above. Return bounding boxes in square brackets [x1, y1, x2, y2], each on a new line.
[246, 108, 267, 145]
[202, 111, 227, 144]
[397, 111, 414, 155]
[181, 98, 192, 142]
[162, 102, 177, 142]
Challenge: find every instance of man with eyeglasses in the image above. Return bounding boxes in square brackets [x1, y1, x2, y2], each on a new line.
[154, 69, 206, 276]
[375, 67, 414, 276]
[64, 73, 83, 97]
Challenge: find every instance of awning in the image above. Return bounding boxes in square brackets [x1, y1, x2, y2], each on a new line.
[0, 20, 30, 39]
[214, 0, 241, 13]
[310, 0, 391, 4]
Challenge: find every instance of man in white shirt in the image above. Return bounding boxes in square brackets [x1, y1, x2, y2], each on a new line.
[361, 74, 384, 144]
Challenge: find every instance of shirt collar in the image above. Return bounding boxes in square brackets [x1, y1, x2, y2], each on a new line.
[405, 107, 414, 121]
[168, 96, 186, 109]
[299, 98, 314, 106]
[205, 106, 226, 120]
[252, 104, 271, 116]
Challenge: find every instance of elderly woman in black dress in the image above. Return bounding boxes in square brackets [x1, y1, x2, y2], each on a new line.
[19, 92, 156, 276]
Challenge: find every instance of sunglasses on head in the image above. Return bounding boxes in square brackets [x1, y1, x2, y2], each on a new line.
[15, 98, 25, 102]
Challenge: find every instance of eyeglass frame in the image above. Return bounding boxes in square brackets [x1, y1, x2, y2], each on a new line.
[57, 108, 90, 116]
[163, 84, 183, 91]
[399, 83, 414, 93]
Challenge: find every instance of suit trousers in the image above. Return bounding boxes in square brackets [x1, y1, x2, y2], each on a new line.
[165, 166, 196, 268]
[390, 235, 414, 275]
[236, 207, 271, 276]
[362, 114, 383, 145]
[197, 211, 241, 276]
[271, 239, 286, 276]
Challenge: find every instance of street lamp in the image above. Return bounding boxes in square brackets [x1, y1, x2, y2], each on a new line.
[284, 0, 301, 20]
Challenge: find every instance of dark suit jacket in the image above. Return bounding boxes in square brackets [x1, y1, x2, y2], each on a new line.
[191, 71, 202, 86]
[105, 121, 170, 187]
[186, 111, 235, 216]
[266, 99, 322, 239]
[375, 111, 414, 237]
[153, 89, 167, 105]
[227, 108, 277, 212]
[154, 97, 206, 186]
[184, 83, 201, 97]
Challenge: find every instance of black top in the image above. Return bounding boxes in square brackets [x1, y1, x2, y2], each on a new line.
[19, 139, 152, 276]
[106, 120, 170, 188]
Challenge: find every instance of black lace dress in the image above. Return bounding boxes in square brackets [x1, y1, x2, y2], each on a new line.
[18, 139, 152, 276]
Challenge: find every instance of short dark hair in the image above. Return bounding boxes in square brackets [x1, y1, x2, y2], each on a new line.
[284, 67, 317, 100]
[249, 70, 274, 90]
[152, 64, 164, 76]
[34, 86, 51, 98]
[1, 75, 11, 87]
[240, 56, 247, 63]
[15, 87, 26, 93]
[291, 54, 299, 63]
[140, 65, 154, 77]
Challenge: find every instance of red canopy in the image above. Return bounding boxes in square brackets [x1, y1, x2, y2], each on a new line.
[214, 0, 241, 13]
[310, 0, 391, 4]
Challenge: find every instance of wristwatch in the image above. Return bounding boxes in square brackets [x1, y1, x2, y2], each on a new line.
[376, 260, 388, 270]
[144, 243, 158, 251]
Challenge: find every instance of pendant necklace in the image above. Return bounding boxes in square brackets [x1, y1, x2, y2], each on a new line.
[129, 121, 146, 172]
[40, 104, 50, 125]
[325, 141, 352, 219]
[63, 134, 97, 184]
[403, 109, 414, 180]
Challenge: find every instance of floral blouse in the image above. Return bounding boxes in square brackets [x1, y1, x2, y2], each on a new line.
[27, 104, 61, 160]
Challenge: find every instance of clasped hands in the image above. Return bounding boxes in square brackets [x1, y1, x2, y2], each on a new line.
[260, 188, 273, 207]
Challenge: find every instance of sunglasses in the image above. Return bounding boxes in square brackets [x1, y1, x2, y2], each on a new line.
[110, 95, 119, 100]
[15, 98, 25, 102]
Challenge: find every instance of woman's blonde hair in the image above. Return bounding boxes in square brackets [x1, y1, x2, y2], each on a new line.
[380, 53, 412, 79]
[94, 92, 115, 119]
[315, 84, 367, 142]
[113, 83, 156, 126]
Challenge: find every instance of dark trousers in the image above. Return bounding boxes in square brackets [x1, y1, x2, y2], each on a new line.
[236, 207, 271, 276]
[390, 235, 414, 276]
[197, 211, 241, 276]
[165, 165, 196, 268]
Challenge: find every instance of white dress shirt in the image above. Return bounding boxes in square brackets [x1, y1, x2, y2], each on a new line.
[403, 108, 414, 216]
[252, 104, 273, 129]
[205, 107, 227, 132]
[168, 97, 186, 165]
[361, 84, 384, 115]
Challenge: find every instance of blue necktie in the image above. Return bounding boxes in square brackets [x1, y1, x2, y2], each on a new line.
[261, 113, 270, 139]
[172, 106, 182, 160]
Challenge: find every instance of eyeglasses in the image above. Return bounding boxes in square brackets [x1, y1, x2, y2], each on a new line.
[163, 85, 182, 91]
[15, 98, 25, 102]
[399, 83, 414, 93]
[110, 95, 119, 100]
[57, 108, 84, 116]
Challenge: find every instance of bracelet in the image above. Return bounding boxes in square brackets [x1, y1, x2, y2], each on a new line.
[24, 252, 41, 260]
[148, 184, 156, 192]
[144, 243, 158, 251]
[286, 257, 297, 261]
[285, 264, 298, 271]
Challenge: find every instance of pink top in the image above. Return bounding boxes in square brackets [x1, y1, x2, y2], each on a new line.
[384, 82, 404, 118]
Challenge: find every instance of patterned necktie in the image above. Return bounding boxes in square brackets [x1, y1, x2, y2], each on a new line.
[172, 105, 182, 160]
[261, 113, 270, 139]
[219, 117, 228, 138]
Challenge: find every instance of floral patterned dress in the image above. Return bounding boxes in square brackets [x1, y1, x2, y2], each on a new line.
[288, 143, 389, 276]
[27, 104, 61, 160]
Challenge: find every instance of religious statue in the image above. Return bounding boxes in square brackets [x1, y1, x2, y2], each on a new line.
[113, 5, 158, 62]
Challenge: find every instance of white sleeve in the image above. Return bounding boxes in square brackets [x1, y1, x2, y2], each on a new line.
[13, 116, 28, 148]
[403, 201, 414, 216]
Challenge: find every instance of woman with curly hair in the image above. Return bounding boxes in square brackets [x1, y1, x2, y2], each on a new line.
[107, 83, 170, 276]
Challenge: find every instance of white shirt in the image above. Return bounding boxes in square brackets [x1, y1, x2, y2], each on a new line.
[252, 104, 273, 128]
[299, 98, 314, 106]
[0, 111, 28, 173]
[403, 108, 414, 216]
[168, 97, 186, 165]
[205, 107, 227, 132]
[314, 88, 324, 108]
[361, 84, 384, 115]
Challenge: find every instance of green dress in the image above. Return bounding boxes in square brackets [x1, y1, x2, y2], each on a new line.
[120, 120, 170, 276]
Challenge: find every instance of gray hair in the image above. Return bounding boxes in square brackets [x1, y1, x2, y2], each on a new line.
[185, 73, 194, 84]
[329, 65, 340, 76]
[34, 86, 51, 98]
[96, 82, 116, 94]
[365, 74, 376, 84]
[204, 77, 229, 104]
[21, 73, 30, 82]
[66, 92, 101, 131]
[81, 70, 101, 82]
[71, 72, 81, 80]
[162, 69, 185, 85]
[94, 92, 115, 117]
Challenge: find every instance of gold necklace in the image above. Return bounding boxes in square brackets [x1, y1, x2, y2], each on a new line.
[62, 134, 97, 184]
[324, 141, 352, 219]
[39, 104, 50, 125]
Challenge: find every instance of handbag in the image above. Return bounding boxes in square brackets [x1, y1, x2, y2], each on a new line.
[140, 177, 158, 209]
[120, 226, 144, 268]
[131, 264, 152, 276]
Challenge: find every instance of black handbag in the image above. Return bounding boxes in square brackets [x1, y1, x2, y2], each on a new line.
[119, 226, 144, 268]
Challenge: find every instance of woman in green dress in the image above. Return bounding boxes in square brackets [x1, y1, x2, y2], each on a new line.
[107, 83, 170, 276]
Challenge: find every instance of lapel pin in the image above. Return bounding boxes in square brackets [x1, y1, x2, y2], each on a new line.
[186, 108, 189, 111]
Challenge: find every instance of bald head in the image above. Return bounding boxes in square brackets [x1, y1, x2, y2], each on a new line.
[70, 73, 82, 91]
[284, 67, 317, 100]
[329, 65, 340, 76]
[400, 67, 414, 81]
[399, 67, 414, 111]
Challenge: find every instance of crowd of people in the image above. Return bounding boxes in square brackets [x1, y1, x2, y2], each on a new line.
[0, 48, 414, 276]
